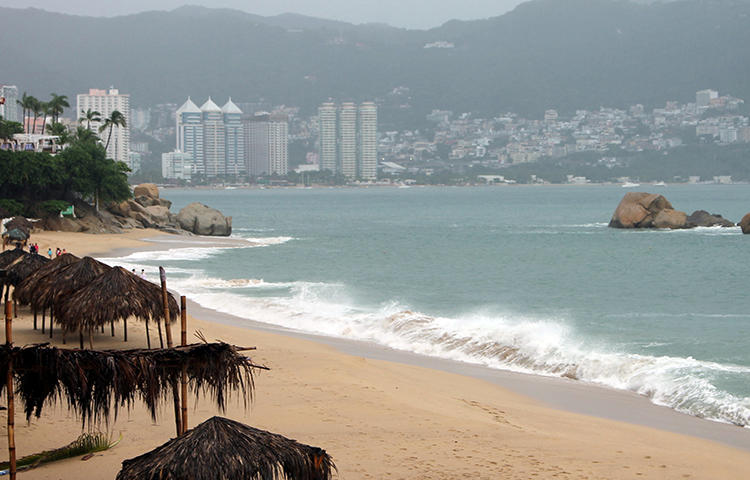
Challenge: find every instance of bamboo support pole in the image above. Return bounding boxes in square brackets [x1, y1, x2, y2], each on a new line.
[33, 308, 37, 330]
[79, 330, 84, 350]
[160, 267, 181, 436]
[110, 320, 115, 337]
[13, 299, 16, 318]
[180, 295, 188, 435]
[145, 318, 151, 349]
[49, 307, 53, 339]
[157, 316, 164, 349]
[41, 308, 45, 333]
[6, 301, 17, 480]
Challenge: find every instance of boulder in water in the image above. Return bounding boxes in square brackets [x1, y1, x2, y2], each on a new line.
[609, 192, 687, 229]
[686, 210, 735, 228]
[739, 213, 750, 234]
[176, 202, 232, 236]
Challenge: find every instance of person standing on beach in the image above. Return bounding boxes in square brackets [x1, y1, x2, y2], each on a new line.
[140, 269, 146, 280]
[47, 247, 52, 258]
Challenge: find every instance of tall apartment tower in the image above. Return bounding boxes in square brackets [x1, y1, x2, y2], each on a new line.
[176, 97, 204, 173]
[318, 103, 338, 173]
[358, 102, 377, 180]
[245, 112, 289, 176]
[200, 97, 226, 177]
[318, 101, 378, 180]
[77, 87, 130, 166]
[222, 98, 245, 178]
[0, 85, 19, 123]
[338, 102, 357, 178]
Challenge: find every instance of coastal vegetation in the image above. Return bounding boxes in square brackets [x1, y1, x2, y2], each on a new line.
[0, 124, 131, 216]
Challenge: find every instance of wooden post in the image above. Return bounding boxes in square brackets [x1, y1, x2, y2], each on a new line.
[6, 301, 17, 480]
[79, 330, 84, 349]
[13, 299, 16, 318]
[157, 318, 164, 349]
[111, 320, 115, 337]
[159, 267, 181, 437]
[180, 296, 188, 434]
[49, 307, 53, 339]
[145, 318, 151, 349]
[123, 318, 127, 342]
[41, 308, 45, 333]
[33, 308, 37, 330]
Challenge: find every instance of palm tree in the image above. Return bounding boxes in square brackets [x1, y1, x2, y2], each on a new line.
[98, 110, 126, 151]
[80, 108, 101, 130]
[40, 101, 51, 135]
[29, 96, 42, 134]
[48, 93, 70, 124]
[16, 93, 36, 133]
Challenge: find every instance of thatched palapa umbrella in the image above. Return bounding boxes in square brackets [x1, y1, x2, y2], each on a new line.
[116, 416, 335, 480]
[4, 254, 50, 287]
[12, 253, 79, 334]
[0, 248, 27, 270]
[56, 266, 179, 348]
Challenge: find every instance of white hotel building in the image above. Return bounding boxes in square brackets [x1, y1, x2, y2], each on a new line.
[77, 88, 131, 167]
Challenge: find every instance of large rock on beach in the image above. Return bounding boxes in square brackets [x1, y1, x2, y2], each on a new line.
[133, 183, 159, 199]
[176, 202, 232, 236]
[144, 205, 171, 225]
[686, 210, 735, 228]
[609, 192, 687, 229]
[739, 213, 750, 234]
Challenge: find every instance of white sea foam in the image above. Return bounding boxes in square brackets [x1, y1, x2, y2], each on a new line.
[241, 236, 295, 246]
[168, 279, 750, 427]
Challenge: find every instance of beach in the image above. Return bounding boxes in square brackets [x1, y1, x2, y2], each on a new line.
[4, 229, 750, 479]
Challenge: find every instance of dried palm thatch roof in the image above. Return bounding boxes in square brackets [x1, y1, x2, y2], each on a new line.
[56, 266, 178, 333]
[0, 342, 264, 426]
[32, 256, 111, 313]
[14, 253, 79, 306]
[0, 247, 28, 269]
[4, 216, 33, 235]
[116, 416, 335, 480]
[3, 253, 50, 286]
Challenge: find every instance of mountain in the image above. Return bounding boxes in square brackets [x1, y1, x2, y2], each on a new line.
[0, 0, 748, 123]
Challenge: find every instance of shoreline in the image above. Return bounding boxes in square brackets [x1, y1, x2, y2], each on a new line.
[105, 233, 750, 451]
[7, 230, 750, 479]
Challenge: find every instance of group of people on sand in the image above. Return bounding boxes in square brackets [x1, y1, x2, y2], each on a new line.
[27, 243, 40, 254]
[46, 247, 66, 258]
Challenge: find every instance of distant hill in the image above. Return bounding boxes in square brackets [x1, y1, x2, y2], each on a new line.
[1, 0, 748, 123]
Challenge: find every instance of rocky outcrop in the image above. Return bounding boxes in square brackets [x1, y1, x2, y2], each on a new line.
[176, 202, 232, 236]
[739, 214, 750, 234]
[686, 210, 735, 228]
[610, 193, 736, 230]
[133, 183, 159, 199]
[609, 192, 688, 229]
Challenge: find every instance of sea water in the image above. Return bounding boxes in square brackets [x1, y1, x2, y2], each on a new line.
[101, 185, 750, 426]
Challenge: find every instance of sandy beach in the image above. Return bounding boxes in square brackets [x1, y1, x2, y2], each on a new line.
[3, 230, 750, 479]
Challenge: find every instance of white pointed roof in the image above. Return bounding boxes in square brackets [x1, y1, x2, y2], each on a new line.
[221, 97, 243, 114]
[200, 97, 221, 113]
[176, 97, 201, 114]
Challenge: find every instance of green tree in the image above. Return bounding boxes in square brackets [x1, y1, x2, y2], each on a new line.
[29, 96, 42, 134]
[79, 108, 100, 130]
[98, 110, 126, 150]
[46, 122, 71, 145]
[0, 117, 23, 140]
[60, 134, 130, 211]
[16, 93, 36, 133]
[48, 93, 69, 123]
[40, 101, 51, 135]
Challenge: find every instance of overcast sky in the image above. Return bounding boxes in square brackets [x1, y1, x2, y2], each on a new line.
[0, 0, 526, 29]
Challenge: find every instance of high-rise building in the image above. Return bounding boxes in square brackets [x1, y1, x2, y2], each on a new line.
[200, 97, 225, 178]
[0, 85, 19, 123]
[222, 98, 245, 178]
[244, 112, 289, 176]
[77, 88, 130, 166]
[162, 151, 194, 180]
[338, 102, 357, 178]
[317, 101, 378, 180]
[176, 97, 204, 173]
[318, 103, 337, 173]
[358, 102, 377, 180]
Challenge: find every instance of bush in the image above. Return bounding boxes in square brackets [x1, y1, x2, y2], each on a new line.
[36, 200, 71, 216]
[0, 199, 24, 216]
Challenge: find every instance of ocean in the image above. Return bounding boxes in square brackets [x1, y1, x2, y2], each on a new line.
[102, 184, 750, 427]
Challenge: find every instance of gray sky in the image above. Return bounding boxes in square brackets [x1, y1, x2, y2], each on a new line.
[0, 0, 525, 29]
